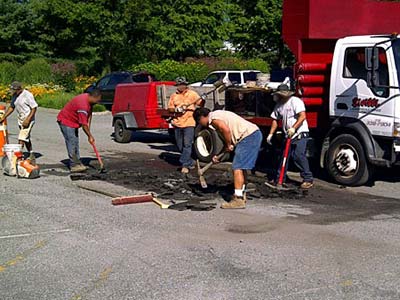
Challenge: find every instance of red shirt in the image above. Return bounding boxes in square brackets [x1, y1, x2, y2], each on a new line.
[57, 94, 92, 128]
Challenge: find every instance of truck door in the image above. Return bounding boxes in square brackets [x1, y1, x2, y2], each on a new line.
[331, 45, 393, 137]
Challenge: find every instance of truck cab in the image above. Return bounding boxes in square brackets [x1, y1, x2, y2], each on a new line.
[280, 0, 400, 186]
[323, 35, 400, 185]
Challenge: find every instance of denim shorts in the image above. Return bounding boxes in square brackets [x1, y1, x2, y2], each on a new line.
[232, 130, 262, 170]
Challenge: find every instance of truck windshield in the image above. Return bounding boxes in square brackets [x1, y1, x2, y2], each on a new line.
[393, 39, 400, 86]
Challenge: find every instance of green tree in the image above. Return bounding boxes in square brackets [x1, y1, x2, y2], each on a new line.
[133, 0, 235, 61]
[229, 0, 292, 67]
[0, 0, 41, 62]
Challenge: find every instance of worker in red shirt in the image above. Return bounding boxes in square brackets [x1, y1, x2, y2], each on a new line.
[57, 89, 101, 173]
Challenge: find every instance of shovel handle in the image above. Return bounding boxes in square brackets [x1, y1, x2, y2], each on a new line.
[91, 142, 104, 167]
[277, 138, 292, 185]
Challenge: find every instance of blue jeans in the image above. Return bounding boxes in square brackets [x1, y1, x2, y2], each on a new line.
[175, 127, 194, 168]
[58, 122, 81, 167]
[232, 130, 262, 170]
[277, 137, 313, 183]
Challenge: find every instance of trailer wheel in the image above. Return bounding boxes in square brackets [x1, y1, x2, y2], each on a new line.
[194, 128, 227, 163]
[114, 119, 132, 143]
[327, 134, 371, 186]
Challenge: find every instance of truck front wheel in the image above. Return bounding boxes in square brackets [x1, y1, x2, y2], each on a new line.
[114, 119, 132, 143]
[326, 134, 371, 186]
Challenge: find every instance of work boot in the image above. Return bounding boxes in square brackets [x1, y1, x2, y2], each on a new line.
[300, 181, 314, 189]
[221, 195, 246, 209]
[70, 164, 88, 173]
[181, 167, 190, 174]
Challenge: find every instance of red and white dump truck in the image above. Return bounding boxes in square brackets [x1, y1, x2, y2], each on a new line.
[112, 0, 400, 186]
[221, 0, 400, 186]
[282, 0, 400, 186]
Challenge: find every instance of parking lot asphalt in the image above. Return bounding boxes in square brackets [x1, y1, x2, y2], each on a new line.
[1, 107, 400, 300]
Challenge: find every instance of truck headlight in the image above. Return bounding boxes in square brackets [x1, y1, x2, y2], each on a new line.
[394, 122, 400, 137]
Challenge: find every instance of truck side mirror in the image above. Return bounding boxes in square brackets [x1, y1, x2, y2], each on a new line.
[365, 48, 380, 87]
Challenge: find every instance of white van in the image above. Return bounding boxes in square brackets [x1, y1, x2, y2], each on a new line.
[190, 70, 261, 87]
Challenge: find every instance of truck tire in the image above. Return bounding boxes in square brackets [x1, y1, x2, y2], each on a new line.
[194, 128, 228, 163]
[326, 134, 371, 186]
[114, 119, 132, 143]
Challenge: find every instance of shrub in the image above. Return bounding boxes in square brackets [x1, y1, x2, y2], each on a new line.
[132, 57, 269, 83]
[16, 58, 53, 84]
[35, 91, 75, 110]
[93, 104, 107, 112]
[74, 75, 98, 92]
[188, 57, 270, 73]
[51, 61, 77, 92]
[0, 61, 19, 84]
[132, 59, 209, 83]
[0, 84, 11, 102]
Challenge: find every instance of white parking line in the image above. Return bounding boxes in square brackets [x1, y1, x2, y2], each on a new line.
[0, 229, 72, 240]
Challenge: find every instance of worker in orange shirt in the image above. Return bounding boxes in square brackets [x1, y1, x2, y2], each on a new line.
[168, 77, 204, 174]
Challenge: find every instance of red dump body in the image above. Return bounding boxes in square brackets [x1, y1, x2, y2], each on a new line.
[112, 82, 175, 129]
[282, 0, 400, 128]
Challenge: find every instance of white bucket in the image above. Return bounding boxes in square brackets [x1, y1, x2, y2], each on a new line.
[3, 144, 23, 162]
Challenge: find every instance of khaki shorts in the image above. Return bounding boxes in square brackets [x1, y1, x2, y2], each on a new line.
[18, 121, 35, 142]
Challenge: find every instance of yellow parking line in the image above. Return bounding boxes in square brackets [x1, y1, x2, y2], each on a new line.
[71, 267, 113, 300]
[0, 240, 47, 273]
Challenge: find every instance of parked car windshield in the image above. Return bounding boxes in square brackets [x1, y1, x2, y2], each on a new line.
[132, 73, 155, 83]
[97, 76, 111, 88]
[393, 39, 400, 87]
[109, 74, 131, 86]
[204, 73, 225, 84]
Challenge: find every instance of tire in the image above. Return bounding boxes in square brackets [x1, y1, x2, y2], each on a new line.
[326, 134, 372, 186]
[194, 128, 228, 163]
[114, 119, 132, 143]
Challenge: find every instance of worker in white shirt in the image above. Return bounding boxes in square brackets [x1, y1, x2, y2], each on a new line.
[0, 81, 38, 163]
[266, 84, 313, 189]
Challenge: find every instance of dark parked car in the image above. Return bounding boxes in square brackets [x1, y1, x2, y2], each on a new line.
[85, 71, 156, 109]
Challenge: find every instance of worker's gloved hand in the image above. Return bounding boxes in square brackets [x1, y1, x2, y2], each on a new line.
[266, 134, 273, 145]
[0, 116, 4, 124]
[175, 106, 185, 113]
[287, 128, 296, 138]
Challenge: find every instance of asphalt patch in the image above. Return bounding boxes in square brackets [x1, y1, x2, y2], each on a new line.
[41, 152, 400, 224]
[64, 152, 305, 202]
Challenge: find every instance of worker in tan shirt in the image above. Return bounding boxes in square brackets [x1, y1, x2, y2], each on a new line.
[194, 108, 262, 209]
[168, 77, 204, 174]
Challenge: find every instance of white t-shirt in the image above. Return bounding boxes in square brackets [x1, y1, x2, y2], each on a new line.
[271, 96, 309, 134]
[11, 90, 38, 125]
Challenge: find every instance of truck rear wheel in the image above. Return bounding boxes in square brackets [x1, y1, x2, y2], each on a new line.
[327, 134, 371, 186]
[194, 128, 227, 163]
[114, 119, 132, 143]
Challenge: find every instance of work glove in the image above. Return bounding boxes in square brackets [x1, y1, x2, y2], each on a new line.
[175, 106, 185, 113]
[287, 128, 296, 138]
[266, 134, 273, 145]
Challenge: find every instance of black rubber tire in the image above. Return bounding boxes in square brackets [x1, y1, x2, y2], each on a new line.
[114, 119, 132, 143]
[194, 128, 227, 163]
[327, 134, 371, 186]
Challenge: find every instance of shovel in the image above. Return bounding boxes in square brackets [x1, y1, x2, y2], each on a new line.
[91, 142, 107, 173]
[197, 152, 226, 189]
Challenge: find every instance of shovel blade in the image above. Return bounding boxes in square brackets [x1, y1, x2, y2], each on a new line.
[199, 175, 208, 189]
